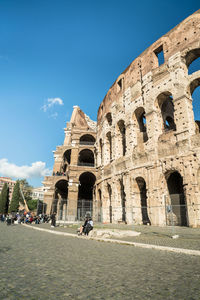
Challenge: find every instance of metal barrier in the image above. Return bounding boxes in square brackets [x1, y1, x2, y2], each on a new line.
[49, 200, 200, 226]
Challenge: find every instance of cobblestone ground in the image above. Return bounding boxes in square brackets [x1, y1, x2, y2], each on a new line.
[0, 223, 200, 300]
[35, 222, 200, 250]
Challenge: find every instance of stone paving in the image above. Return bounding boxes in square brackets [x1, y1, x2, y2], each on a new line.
[0, 223, 200, 300]
[34, 222, 200, 251]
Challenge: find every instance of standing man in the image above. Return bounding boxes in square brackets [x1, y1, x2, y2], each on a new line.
[51, 212, 56, 227]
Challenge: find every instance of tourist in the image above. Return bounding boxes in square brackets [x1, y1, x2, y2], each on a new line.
[51, 212, 56, 227]
[84, 217, 93, 236]
[78, 217, 88, 235]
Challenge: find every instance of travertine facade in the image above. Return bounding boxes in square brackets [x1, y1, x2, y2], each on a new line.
[43, 106, 97, 221]
[44, 11, 200, 227]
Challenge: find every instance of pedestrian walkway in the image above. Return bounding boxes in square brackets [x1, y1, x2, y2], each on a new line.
[23, 223, 200, 256]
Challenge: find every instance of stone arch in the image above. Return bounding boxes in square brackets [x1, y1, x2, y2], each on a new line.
[106, 112, 112, 126]
[155, 92, 176, 132]
[188, 77, 200, 133]
[53, 179, 68, 219]
[117, 120, 126, 156]
[185, 48, 200, 75]
[62, 149, 71, 172]
[135, 177, 150, 225]
[78, 149, 94, 166]
[165, 171, 188, 226]
[133, 107, 148, 143]
[77, 172, 96, 220]
[80, 134, 95, 145]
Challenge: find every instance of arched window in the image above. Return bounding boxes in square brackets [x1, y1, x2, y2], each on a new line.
[117, 120, 126, 156]
[190, 79, 200, 133]
[80, 134, 95, 145]
[185, 48, 200, 75]
[134, 107, 148, 142]
[106, 113, 112, 126]
[136, 177, 150, 225]
[78, 172, 96, 220]
[106, 131, 112, 162]
[78, 149, 94, 167]
[157, 92, 176, 131]
[166, 171, 187, 226]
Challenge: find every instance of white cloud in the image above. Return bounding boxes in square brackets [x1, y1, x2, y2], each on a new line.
[0, 159, 51, 179]
[41, 97, 64, 112]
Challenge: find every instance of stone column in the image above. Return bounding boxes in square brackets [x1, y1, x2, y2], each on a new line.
[67, 183, 79, 221]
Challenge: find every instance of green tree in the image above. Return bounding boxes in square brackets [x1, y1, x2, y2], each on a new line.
[0, 183, 9, 214]
[27, 199, 38, 211]
[9, 180, 23, 212]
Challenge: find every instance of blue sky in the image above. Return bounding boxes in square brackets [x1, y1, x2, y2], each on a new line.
[0, 0, 199, 187]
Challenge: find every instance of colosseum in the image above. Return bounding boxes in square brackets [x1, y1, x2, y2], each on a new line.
[43, 10, 200, 227]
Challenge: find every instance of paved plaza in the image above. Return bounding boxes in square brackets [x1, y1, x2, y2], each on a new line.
[0, 223, 200, 300]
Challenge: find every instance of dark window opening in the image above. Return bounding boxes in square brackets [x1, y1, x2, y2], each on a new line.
[107, 184, 112, 223]
[118, 120, 126, 156]
[106, 131, 112, 162]
[165, 116, 176, 131]
[136, 177, 150, 225]
[157, 92, 176, 132]
[154, 45, 164, 66]
[135, 107, 148, 142]
[78, 149, 94, 167]
[119, 178, 126, 222]
[117, 78, 123, 90]
[63, 149, 71, 164]
[166, 172, 187, 226]
[106, 113, 112, 126]
[78, 172, 96, 220]
[80, 134, 95, 145]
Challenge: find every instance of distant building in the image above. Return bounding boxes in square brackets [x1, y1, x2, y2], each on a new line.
[0, 177, 16, 200]
[30, 186, 48, 201]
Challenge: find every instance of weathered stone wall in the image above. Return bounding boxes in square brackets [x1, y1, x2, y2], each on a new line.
[96, 10, 200, 227]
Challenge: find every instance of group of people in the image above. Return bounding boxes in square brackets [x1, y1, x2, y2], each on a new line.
[52, 171, 67, 176]
[78, 217, 93, 236]
[0, 212, 51, 225]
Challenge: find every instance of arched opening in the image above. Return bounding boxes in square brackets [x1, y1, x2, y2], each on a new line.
[106, 112, 112, 126]
[185, 48, 200, 75]
[107, 183, 112, 223]
[106, 131, 112, 162]
[80, 134, 95, 145]
[135, 107, 148, 142]
[157, 92, 176, 131]
[53, 179, 68, 220]
[190, 80, 200, 133]
[62, 149, 71, 173]
[166, 171, 187, 226]
[118, 120, 126, 156]
[136, 177, 150, 225]
[78, 149, 94, 167]
[77, 172, 96, 220]
[119, 178, 126, 222]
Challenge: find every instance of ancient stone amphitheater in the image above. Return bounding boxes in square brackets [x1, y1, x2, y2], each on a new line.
[44, 10, 200, 227]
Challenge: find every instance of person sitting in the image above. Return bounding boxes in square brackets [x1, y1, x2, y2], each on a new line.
[84, 217, 93, 236]
[78, 217, 88, 235]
